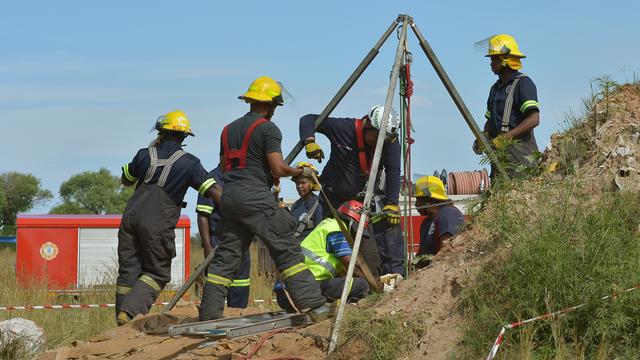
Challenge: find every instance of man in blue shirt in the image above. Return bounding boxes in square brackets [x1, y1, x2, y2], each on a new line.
[116, 111, 220, 325]
[414, 176, 464, 256]
[299, 105, 403, 276]
[196, 164, 251, 309]
[474, 34, 541, 178]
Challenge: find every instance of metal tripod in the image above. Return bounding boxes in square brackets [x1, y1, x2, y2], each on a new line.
[279, 14, 508, 354]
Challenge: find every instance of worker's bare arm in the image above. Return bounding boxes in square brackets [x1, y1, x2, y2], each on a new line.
[266, 152, 303, 177]
[504, 110, 539, 140]
[204, 184, 222, 204]
[197, 214, 214, 257]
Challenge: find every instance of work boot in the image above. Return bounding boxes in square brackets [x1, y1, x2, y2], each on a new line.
[116, 312, 132, 326]
[307, 303, 332, 323]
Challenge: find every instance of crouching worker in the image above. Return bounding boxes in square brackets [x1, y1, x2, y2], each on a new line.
[415, 176, 464, 256]
[116, 111, 220, 325]
[276, 200, 370, 311]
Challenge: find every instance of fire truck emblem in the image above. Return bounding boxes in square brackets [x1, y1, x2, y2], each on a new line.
[40, 242, 59, 261]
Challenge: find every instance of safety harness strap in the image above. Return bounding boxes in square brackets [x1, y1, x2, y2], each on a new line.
[501, 74, 525, 133]
[354, 119, 371, 175]
[222, 118, 268, 171]
[157, 150, 186, 188]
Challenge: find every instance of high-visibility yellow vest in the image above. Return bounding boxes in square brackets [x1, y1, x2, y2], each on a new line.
[300, 218, 345, 280]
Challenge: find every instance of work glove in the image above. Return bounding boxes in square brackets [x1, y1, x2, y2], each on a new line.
[492, 135, 508, 151]
[305, 142, 325, 163]
[472, 132, 491, 155]
[382, 204, 400, 227]
[380, 273, 404, 293]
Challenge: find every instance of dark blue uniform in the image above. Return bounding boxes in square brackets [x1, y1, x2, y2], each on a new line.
[117, 140, 216, 319]
[300, 114, 402, 276]
[299, 115, 401, 206]
[290, 193, 323, 240]
[196, 166, 251, 308]
[485, 71, 540, 177]
[417, 206, 464, 256]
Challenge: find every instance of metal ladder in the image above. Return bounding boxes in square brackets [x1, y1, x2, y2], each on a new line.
[168, 311, 310, 338]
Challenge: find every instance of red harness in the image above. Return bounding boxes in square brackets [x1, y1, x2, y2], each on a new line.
[221, 118, 268, 171]
[354, 118, 371, 175]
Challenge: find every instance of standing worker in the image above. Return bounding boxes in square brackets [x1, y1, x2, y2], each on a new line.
[275, 200, 370, 311]
[116, 111, 220, 325]
[474, 34, 540, 178]
[196, 164, 251, 309]
[290, 161, 323, 239]
[199, 76, 329, 321]
[299, 106, 403, 276]
[414, 176, 464, 256]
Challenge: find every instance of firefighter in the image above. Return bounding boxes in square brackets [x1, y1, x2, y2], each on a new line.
[196, 163, 251, 308]
[414, 176, 464, 256]
[199, 76, 328, 321]
[290, 161, 323, 240]
[116, 110, 220, 325]
[474, 34, 541, 178]
[299, 106, 403, 276]
[275, 200, 370, 311]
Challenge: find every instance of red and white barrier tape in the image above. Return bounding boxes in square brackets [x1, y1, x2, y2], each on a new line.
[0, 299, 271, 312]
[486, 284, 640, 360]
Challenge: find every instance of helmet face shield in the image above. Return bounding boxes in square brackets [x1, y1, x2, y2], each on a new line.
[276, 81, 295, 106]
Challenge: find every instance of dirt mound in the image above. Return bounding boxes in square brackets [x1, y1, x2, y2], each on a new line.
[544, 84, 640, 192]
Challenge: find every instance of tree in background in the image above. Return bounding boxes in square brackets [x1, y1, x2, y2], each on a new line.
[0, 172, 53, 235]
[49, 168, 133, 215]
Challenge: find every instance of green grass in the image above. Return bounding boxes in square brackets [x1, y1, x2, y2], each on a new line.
[0, 239, 276, 356]
[337, 295, 424, 360]
[459, 180, 640, 359]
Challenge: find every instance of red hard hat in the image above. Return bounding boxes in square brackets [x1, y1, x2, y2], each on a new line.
[338, 200, 367, 226]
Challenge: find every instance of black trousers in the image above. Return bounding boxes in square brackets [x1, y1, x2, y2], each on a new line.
[116, 184, 180, 318]
[199, 183, 325, 321]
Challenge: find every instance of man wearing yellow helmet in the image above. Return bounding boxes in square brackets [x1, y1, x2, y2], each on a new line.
[116, 110, 221, 325]
[290, 162, 323, 240]
[474, 34, 541, 178]
[199, 76, 329, 322]
[414, 176, 464, 256]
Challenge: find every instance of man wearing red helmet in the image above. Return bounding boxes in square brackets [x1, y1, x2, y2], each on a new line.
[275, 200, 370, 310]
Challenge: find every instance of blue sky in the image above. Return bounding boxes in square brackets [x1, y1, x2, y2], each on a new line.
[2, 1, 639, 222]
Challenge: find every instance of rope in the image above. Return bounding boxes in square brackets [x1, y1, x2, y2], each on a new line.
[242, 328, 291, 359]
[400, 47, 414, 277]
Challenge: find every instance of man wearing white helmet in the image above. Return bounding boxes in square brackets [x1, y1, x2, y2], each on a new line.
[299, 105, 404, 276]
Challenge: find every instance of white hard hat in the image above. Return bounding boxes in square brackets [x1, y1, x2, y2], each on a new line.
[368, 105, 400, 137]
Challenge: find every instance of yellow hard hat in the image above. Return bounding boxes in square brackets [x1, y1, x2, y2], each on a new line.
[156, 110, 194, 136]
[485, 34, 526, 58]
[239, 76, 284, 105]
[415, 176, 448, 201]
[292, 161, 320, 191]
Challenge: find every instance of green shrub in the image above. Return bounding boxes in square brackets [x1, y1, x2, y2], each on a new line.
[460, 182, 640, 359]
